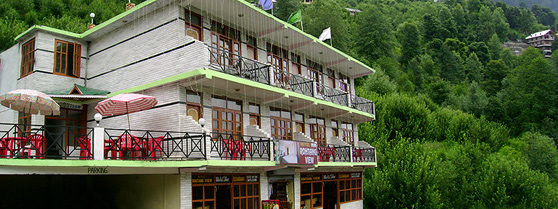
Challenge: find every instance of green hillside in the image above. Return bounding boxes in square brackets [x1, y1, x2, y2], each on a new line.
[496, 0, 558, 13]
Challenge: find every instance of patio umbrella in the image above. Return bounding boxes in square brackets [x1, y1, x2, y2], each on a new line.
[0, 89, 60, 115]
[95, 93, 157, 129]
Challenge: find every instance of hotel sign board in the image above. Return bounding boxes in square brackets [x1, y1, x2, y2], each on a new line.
[277, 140, 318, 165]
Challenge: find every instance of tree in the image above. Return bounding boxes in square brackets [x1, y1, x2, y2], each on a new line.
[487, 34, 502, 60]
[468, 42, 491, 65]
[303, 0, 351, 52]
[355, 5, 395, 62]
[482, 60, 509, 96]
[273, 0, 301, 23]
[464, 52, 483, 82]
[398, 22, 422, 66]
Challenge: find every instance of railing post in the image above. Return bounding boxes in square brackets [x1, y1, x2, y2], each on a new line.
[93, 127, 105, 160]
[312, 81, 318, 98]
[349, 146, 354, 162]
[347, 94, 352, 108]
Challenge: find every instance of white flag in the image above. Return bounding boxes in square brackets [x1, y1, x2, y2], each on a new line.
[319, 27, 331, 41]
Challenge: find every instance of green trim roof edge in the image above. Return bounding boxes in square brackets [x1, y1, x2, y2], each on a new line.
[237, 0, 375, 74]
[107, 68, 374, 120]
[13, 0, 374, 75]
[0, 159, 275, 168]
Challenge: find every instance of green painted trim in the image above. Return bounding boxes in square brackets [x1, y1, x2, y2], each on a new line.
[317, 161, 377, 167]
[107, 68, 206, 97]
[236, 0, 375, 74]
[14, 25, 81, 41]
[80, 0, 158, 38]
[0, 159, 274, 168]
[14, 0, 158, 41]
[53, 98, 92, 105]
[109, 68, 374, 119]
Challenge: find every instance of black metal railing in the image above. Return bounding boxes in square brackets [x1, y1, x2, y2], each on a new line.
[0, 123, 94, 159]
[208, 46, 270, 84]
[207, 46, 375, 115]
[210, 132, 271, 160]
[351, 95, 375, 115]
[103, 128, 206, 160]
[353, 147, 376, 162]
[272, 67, 314, 97]
[317, 85, 349, 107]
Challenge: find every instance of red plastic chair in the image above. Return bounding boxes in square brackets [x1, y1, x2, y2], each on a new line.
[353, 149, 363, 162]
[21, 134, 45, 159]
[77, 137, 92, 159]
[223, 139, 246, 160]
[146, 136, 164, 160]
[117, 134, 144, 159]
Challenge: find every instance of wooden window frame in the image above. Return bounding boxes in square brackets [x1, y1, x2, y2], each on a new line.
[309, 116, 326, 147]
[291, 53, 301, 75]
[20, 38, 35, 78]
[270, 107, 292, 140]
[192, 174, 260, 209]
[294, 112, 305, 133]
[307, 60, 324, 94]
[331, 120, 339, 138]
[300, 180, 323, 208]
[341, 122, 354, 145]
[186, 90, 203, 121]
[301, 172, 363, 208]
[246, 35, 258, 60]
[185, 9, 203, 41]
[211, 96, 243, 139]
[249, 103, 261, 127]
[53, 39, 81, 78]
[338, 73, 350, 93]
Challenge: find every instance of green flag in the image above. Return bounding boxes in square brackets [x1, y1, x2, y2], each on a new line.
[288, 10, 302, 24]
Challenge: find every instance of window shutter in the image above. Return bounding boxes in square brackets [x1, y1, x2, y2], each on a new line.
[72, 43, 81, 77]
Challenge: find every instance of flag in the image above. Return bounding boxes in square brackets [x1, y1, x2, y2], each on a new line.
[288, 10, 302, 24]
[260, 0, 273, 10]
[319, 27, 331, 41]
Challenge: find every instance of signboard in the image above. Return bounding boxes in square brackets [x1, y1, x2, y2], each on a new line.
[351, 172, 361, 178]
[339, 173, 350, 179]
[247, 175, 259, 182]
[216, 175, 231, 183]
[58, 101, 83, 110]
[233, 176, 246, 182]
[323, 174, 337, 180]
[301, 174, 321, 181]
[278, 140, 318, 165]
[192, 175, 213, 184]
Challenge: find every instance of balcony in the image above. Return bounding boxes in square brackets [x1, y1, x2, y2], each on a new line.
[0, 123, 376, 164]
[207, 46, 375, 115]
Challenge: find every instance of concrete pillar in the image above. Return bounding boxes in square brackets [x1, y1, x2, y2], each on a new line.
[93, 127, 105, 160]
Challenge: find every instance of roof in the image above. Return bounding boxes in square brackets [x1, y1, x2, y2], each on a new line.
[345, 8, 362, 13]
[526, 30, 554, 39]
[13, 0, 374, 78]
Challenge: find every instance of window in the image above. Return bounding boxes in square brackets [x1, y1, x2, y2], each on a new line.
[338, 173, 362, 203]
[294, 113, 305, 133]
[54, 40, 81, 78]
[21, 38, 35, 78]
[212, 97, 243, 139]
[211, 22, 241, 66]
[331, 120, 338, 138]
[192, 174, 260, 209]
[18, 112, 31, 136]
[187, 90, 202, 121]
[307, 60, 324, 94]
[339, 73, 350, 93]
[300, 175, 323, 208]
[267, 43, 289, 86]
[270, 107, 292, 140]
[309, 116, 326, 146]
[249, 103, 260, 126]
[185, 10, 203, 41]
[341, 122, 354, 145]
[291, 53, 301, 75]
[326, 69, 335, 88]
[246, 35, 257, 60]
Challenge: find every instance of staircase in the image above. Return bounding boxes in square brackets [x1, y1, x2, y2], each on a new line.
[293, 132, 314, 143]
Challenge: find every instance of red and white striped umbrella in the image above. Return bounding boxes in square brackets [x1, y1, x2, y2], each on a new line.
[95, 93, 157, 116]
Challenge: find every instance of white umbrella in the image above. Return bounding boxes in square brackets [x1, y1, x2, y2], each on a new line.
[0, 89, 60, 115]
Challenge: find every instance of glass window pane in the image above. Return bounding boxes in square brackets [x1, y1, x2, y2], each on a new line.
[205, 201, 214, 209]
[193, 202, 203, 208]
[301, 183, 311, 194]
[193, 186, 203, 200]
[247, 184, 253, 196]
[313, 194, 322, 207]
[241, 185, 246, 196]
[339, 180, 344, 190]
[313, 182, 322, 193]
[340, 191, 345, 202]
[234, 185, 240, 197]
[301, 196, 311, 208]
[254, 184, 259, 195]
[205, 186, 214, 199]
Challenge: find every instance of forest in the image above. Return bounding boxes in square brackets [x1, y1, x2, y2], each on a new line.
[2, 0, 558, 208]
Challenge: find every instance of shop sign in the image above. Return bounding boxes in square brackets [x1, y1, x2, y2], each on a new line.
[192, 175, 213, 184]
[339, 173, 350, 179]
[351, 172, 361, 178]
[58, 101, 83, 110]
[301, 174, 321, 181]
[247, 175, 259, 182]
[323, 174, 337, 180]
[278, 140, 318, 165]
[216, 175, 231, 183]
[233, 176, 246, 182]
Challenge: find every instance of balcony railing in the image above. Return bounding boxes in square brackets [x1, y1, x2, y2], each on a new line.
[0, 123, 93, 159]
[210, 132, 271, 160]
[318, 145, 351, 162]
[353, 147, 376, 162]
[103, 128, 206, 160]
[207, 47, 375, 115]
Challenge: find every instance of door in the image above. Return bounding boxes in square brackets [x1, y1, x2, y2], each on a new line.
[323, 181, 338, 209]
